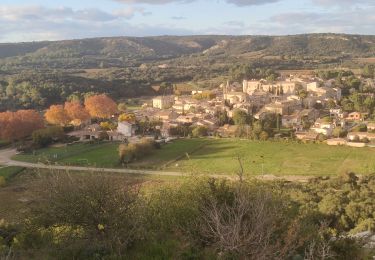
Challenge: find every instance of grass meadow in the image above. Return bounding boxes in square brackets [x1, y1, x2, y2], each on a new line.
[12, 138, 375, 176]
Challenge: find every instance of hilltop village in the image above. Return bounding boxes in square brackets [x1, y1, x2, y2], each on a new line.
[90, 73, 374, 148]
[1, 71, 375, 152]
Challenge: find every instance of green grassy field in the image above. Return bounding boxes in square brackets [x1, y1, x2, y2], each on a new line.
[130, 139, 208, 169]
[12, 139, 375, 176]
[60, 143, 120, 167]
[12, 139, 206, 169]
[13, 142, 121, 167]
[164, 139, 375, 176]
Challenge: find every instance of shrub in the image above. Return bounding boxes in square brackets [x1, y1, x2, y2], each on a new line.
[119, 138, 156, 163]
[192, 126, 208, 138]
[98, 131, 109, 141]
[30, 173, 142, 258]
[233, 109, 250, 125]
[317, 133, 327, 142]
[259, 131, 269, 141]
[352, 124, 367, 132]
[332, 126, 348, 138]
[352, 135, 360, 142]
[32, 126, 65, 147]
[0, 176, 5, 187]
[169, 125, 193, 137]
[99, 121, 117, 131]
[149, 178, 312, 259]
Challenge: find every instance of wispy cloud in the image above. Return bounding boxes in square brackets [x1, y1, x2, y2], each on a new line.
[0, 5, 144, 22]
[171, 16, 186, 20]
[311, 0, 375, 6]
[1, 0, 375, 43]
[113, 0, 194, 4]
[256, 7, 375, 35]
[223, 20, 245, 27]
[226, 0, 281, 6]
[113, 0, 282, 6]
[0, 5, 190, 42]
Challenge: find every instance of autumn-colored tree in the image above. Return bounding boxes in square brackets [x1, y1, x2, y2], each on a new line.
[84, 94, 118, 119]
[0, 110, 44, 141]
[118, 113, 136, 123]
[64, 101, 91, 126]
[0, 112, 19, 142]
[118, 103, 127, 113]
[100, 121, 117, 131]
[45, 105, 71, 126]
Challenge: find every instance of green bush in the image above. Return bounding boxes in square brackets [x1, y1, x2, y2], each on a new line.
[192, 126, 208, 137]
[32, 126, 65, 147]
[0, 176, 5, 187]
[119, 138, 156, 163]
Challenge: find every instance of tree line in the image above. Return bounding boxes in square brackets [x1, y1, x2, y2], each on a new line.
[0, 94, 121, 144]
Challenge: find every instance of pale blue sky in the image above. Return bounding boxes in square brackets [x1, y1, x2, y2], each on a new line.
[0, 0, 374, 42]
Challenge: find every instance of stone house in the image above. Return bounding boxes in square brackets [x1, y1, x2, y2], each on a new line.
[154, 110, 179, 122]
[367, 122, 375, 131]
[217, 124, 239, 137]
[243, 80, 297, 95]
[311, 118, 335, 136]
[224, 92, 248, 104]
[176, 115, 198, 124]
[347, 132, 375, 142]
[295, 131, 319, 141]
[264, 99, 302, 115]
[152, 96, 174, 109]
[327, 138, 347, 146]
[282, 114, 300, 128]
[346, 112, 362, 121]
[117, 121, 136, 137]
[330, 108, 346, 119]
[67, 124, 102, 141]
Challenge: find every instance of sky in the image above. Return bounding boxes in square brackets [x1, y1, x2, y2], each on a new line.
[0, 0, 375, 43]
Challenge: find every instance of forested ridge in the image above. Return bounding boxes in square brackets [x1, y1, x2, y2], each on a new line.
[1, 33, 375, 112]
[1, 34, 375, 70]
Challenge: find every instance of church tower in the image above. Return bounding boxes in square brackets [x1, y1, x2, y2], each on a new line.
[242, 80, 248, 93]
[223, 81, 229, 101]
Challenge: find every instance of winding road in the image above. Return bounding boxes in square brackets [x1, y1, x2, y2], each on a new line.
[0, 148, 189, 177]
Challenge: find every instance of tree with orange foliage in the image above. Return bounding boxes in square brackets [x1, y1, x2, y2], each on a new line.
[118, 113, 136, 123]
[64, 101, 91, 126]
[45, 105, 71, 126]
[84, 94, 118, 119]
[0, 110, 44, 141]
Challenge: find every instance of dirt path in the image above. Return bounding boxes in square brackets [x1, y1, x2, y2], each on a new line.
[0, 148, 18, 165]
[0, 148, 314, 182]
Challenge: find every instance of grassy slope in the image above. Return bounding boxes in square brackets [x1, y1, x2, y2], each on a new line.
[11, 139, 375, 176]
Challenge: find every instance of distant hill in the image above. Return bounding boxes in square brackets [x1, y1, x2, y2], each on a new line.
[1, 34, 375, 112]
[0, 34, 375, 70]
